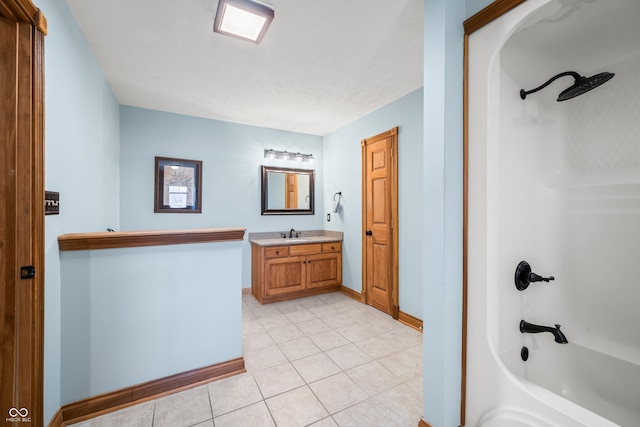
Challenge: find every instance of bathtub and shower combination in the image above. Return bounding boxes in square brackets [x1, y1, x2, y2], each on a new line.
[466, 0, 640, 425]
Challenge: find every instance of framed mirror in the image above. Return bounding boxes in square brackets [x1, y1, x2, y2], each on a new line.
[261, 165, 314, 215]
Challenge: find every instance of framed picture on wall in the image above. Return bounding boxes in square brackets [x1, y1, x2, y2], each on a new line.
[154, 156, 202, 213]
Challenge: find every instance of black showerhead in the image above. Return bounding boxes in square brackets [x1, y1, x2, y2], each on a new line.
[520, 71, 614, 102]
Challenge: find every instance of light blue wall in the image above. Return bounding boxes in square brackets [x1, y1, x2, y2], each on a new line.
[466, 0, 494, 18]
[60, 241, 242, 402]
[420, 0, 493, 426]
[40, 0, 120, 422]
[119, 106, 325, 287]
[323, 88, 424, 319]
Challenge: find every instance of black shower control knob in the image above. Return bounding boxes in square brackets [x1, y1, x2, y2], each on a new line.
[515, 261, 554, 291]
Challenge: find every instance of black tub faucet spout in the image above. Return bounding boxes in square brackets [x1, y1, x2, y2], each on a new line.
[520, 320, 568, 344]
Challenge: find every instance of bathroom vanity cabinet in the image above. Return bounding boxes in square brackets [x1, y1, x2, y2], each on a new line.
[251, 241, 342, 303]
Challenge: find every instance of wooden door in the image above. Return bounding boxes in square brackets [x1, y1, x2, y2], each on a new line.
[362, 128, 398, 317]
[284, 173, 298, 208]
[264, 256, 306, 296]
[307, 253, 341, 288]
[0, 5, 46, 426]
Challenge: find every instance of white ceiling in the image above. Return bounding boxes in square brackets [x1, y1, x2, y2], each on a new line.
[65, 0, 424, 136]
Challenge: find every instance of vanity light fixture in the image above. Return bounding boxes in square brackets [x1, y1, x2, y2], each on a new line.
[264, 149, 314, 163]
[213, 0, 275, 44]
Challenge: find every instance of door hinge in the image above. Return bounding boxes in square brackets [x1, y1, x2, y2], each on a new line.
[20, 266, 36, 279]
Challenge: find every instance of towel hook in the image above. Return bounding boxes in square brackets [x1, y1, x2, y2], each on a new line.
[334, 192, 342, 202]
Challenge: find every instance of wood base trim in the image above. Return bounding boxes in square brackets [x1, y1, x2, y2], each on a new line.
[398, 310, 423, 332]
[48, 409, 63, 427]
[242, 287, 251, 295]
[419, 418, 433, 427]
[51, 357, 245, 427]
[339, 285, 363, 302]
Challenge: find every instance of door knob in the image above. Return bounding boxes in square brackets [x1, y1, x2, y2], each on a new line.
[365, 230, 373, 236]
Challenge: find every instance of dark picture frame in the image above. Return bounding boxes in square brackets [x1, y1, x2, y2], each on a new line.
[261, 165, 315, 215]
[154, 156, 202, 213]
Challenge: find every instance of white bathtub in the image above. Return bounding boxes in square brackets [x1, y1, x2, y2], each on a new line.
[503, 343, 640, 426]
[466, 0, 640, 426]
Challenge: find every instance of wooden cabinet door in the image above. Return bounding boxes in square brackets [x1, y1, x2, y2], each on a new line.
[264, 256, 306, 296]
[307, 253, 341, 288]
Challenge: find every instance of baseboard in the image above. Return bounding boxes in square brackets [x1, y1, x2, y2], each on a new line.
[398, 310, 423, 332]
[51, 357, 245, 427]
[419, 418, 433, 427]
[242, 287, 251, 295]
[339, 285, 363, 302]
[340, 287, 423, 331]
[48, 409, 63, 427]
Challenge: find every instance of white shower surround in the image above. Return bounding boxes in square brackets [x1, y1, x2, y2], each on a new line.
[466, 0, 640, 425]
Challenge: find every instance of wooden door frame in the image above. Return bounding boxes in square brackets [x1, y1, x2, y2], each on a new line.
[0, 0, 46, 425]
[361, 127, 399, 318]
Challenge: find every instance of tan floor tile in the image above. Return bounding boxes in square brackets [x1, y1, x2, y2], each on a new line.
[271, 300, 305, 314]
[308, 304, 341, 319]
[250, 304, 283, 319]
[378, 348, 423, 380]
[308, 330, 350, 351]
[376, 383, 423, 427]
[346, 360, 404, 396]
[326, 343, 373, 370]
[72, 401, 154, 427]
[214, 401, 275, 427]
[296, 317, 332, 336]
[268, 323, 304, 343]
[380, 328, 423, 349]
[208, 373, 262, 417]
[259, 313, 293, 330]
[253, 362, 305, 398]
[309, 372, 368, 414]
[309, 417, 339, 427]
[321, 312, 355, 329]
[244, 344, 288, 372]
[297, 296, 328, 309]
[353, 335, 397, 359]
[242, 332, 276, 351]
[336, 322, 378, 342]
[292, 352, 341, 383]
[332, 398, 404, 427]
[242, 319, 267, 336]
[284, 309, 318, 323]
[153, 385, 211, 427]
[278, 336, 321, 361]
[266, 386, 328, 427]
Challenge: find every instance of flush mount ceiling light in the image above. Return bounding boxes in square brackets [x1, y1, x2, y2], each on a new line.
[214, 0, 274, 44]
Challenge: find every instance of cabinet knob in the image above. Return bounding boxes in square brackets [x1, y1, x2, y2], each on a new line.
[276, 251, 279, 255]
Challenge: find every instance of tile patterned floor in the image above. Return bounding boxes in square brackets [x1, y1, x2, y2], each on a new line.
[71, 292, 423, 426]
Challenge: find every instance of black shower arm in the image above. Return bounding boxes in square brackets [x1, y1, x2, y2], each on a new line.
[520, 71, 582, 99]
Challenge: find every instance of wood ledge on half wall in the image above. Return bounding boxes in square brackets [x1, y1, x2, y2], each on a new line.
[57, 228, 246, 251]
